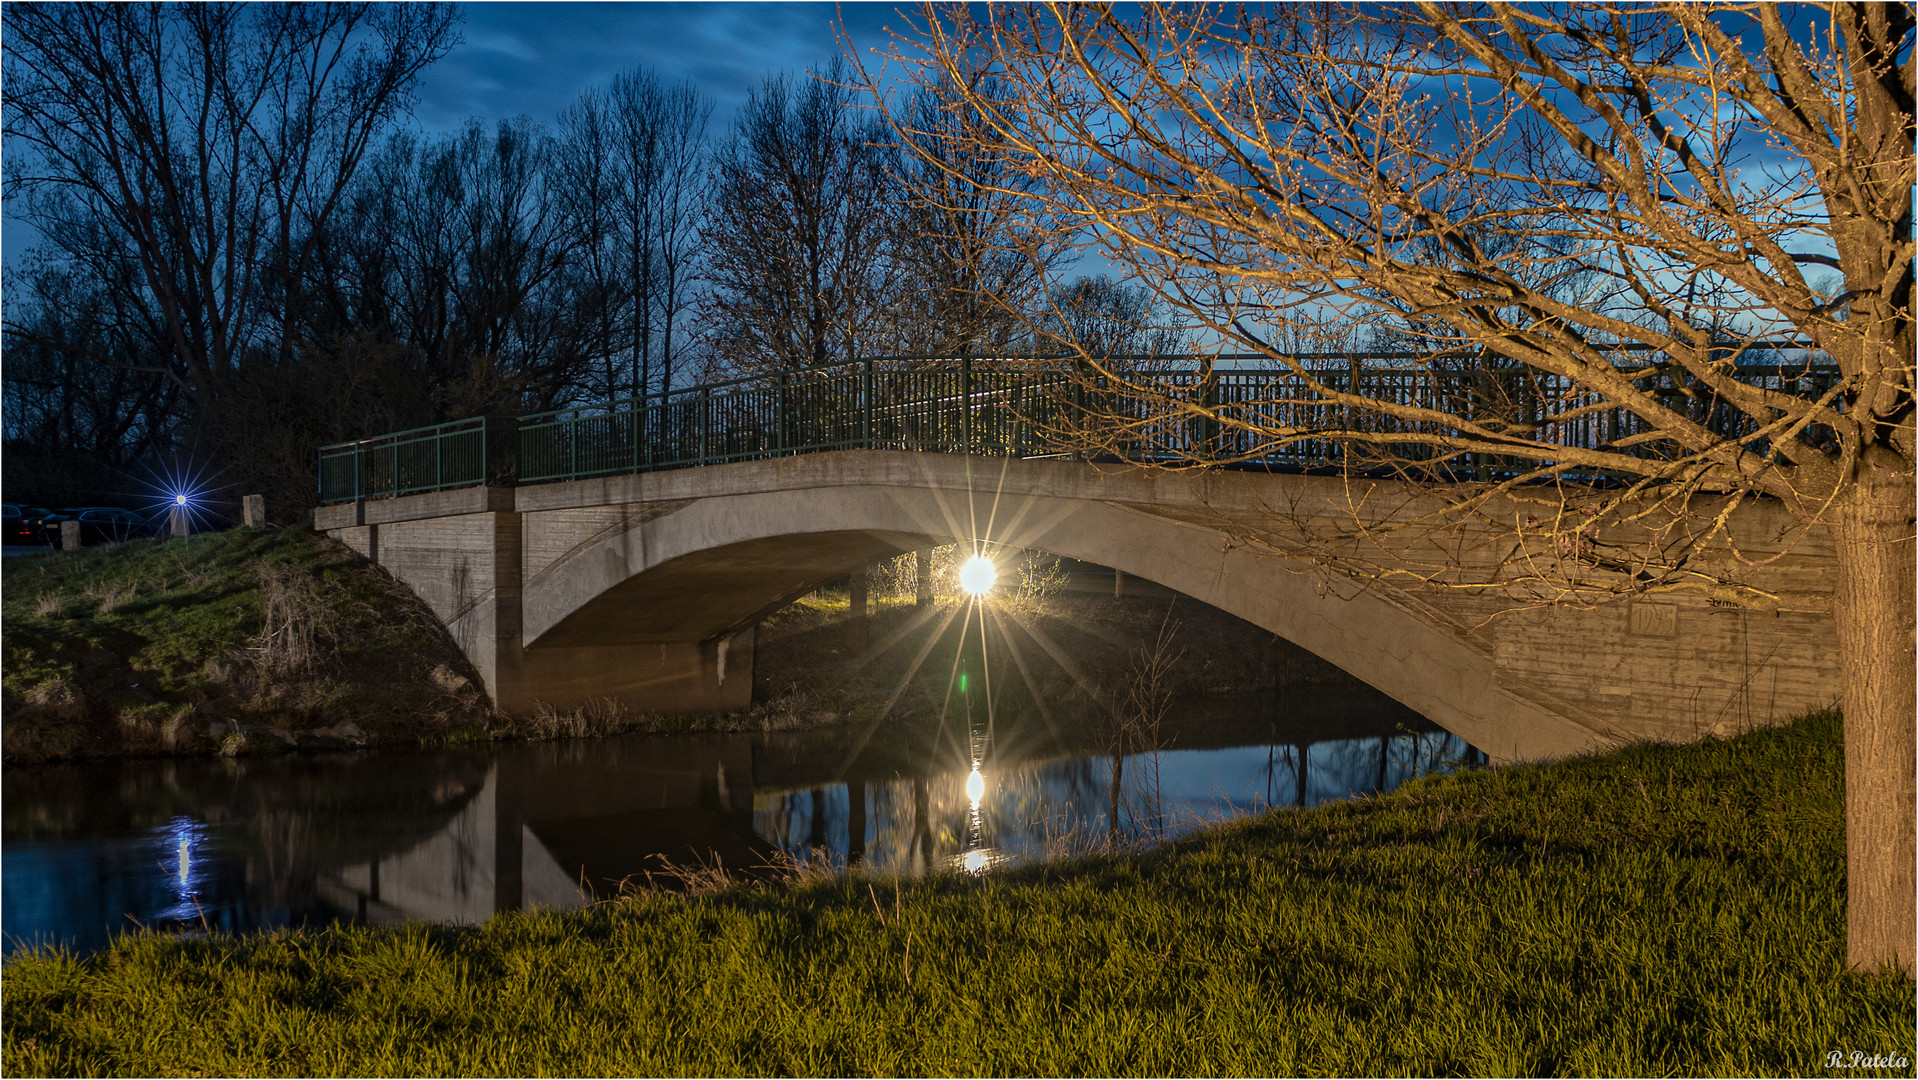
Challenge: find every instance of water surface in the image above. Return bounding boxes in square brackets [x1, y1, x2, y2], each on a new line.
[3, 687, 1478, 954]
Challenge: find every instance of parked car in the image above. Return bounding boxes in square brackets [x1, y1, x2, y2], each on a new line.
[3, 504, 55, 546]
[43, 507, 152, 546]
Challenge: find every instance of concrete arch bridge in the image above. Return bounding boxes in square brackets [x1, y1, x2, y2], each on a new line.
[315, 449, 1838, 764]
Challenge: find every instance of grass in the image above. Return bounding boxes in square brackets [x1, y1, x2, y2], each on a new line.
[4, 711, 1911, 1076]
[0, 529, 490, 762]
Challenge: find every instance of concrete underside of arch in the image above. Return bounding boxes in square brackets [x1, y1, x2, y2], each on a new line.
[317, 450, 1840, 764]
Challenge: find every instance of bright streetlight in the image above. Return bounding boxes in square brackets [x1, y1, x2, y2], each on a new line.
[959, 555, 996, 597]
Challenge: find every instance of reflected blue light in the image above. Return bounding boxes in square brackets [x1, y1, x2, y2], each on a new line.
[159, 816, 209, 921]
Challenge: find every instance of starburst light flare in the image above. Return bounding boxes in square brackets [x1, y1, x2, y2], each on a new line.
[959, 555, 996, 597]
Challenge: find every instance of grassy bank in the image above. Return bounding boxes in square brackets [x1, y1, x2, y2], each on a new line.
[5, 711, 1910, 1076]
[0, 530, 494, 763]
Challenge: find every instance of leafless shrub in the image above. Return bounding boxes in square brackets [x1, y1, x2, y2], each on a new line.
[1009, 549, 1069, 605]
[252, 562, 327, 675]
[25, 677, 87, 723]
[866, 553, 921, 601]
[1105, 616, 1182, 844]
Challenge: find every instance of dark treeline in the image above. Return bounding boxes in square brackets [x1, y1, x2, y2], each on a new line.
[2, 5, 1181, 522]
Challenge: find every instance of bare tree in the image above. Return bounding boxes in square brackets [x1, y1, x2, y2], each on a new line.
[326, 118, 590, 419]
[873, 3, 1914, 971]
[699, 59, 901, 375]
[2, 2, 459, 418]
[557, 69, 711, 401]
[1, 258, 183, 502]
[1037, 274, 1192, 359]
[883, 81, 1065, 355]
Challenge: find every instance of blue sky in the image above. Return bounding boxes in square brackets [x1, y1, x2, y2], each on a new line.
[415, 2, 908, 133]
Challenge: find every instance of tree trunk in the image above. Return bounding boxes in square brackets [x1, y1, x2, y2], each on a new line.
[1829, 458, 1917, 976]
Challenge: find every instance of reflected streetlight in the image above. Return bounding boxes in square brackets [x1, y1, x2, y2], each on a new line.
[958, 761, 994, 874]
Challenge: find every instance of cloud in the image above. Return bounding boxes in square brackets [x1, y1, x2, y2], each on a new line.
[409, 1, 904, 133]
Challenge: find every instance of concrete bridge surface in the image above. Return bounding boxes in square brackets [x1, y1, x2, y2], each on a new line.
[314, 450, 1839, 763]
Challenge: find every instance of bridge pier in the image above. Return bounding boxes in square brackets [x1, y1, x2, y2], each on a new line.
[318, 492, 754, 717]
[847, 566, 869, 652]
[499, 635, 754, 715]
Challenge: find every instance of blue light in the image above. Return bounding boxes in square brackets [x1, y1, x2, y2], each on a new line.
[137, 455, 228, 539]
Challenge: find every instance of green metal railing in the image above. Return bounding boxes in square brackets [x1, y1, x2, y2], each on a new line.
[317, 415, 516, 504]
[317, 351, 1841, 504]
[514, 357, 1073, 484]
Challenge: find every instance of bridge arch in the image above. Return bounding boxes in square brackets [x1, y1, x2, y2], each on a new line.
[506, 455, 1604, 761]
[319, 450, 1836, 764]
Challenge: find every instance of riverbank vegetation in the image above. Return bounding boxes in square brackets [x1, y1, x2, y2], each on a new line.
[4, 711, 1910, 1076]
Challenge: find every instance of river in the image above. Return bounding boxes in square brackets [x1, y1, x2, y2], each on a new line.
[3, 685, 1479, 954]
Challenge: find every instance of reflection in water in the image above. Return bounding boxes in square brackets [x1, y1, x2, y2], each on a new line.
[4, 690, 1479, 955]
[162, 817, 206, 923]
[752, 728, 1474, 875]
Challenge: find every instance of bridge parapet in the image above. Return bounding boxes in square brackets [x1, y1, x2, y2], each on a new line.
[319, 350, 1839, 506]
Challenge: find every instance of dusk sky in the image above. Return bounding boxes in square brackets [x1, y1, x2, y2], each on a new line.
[0, 3, 916, 265]
[412, 2, 909, 134]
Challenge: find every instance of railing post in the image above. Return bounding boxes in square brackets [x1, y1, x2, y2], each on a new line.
[960, 355, 973, 453]
[863, 357, 874, 449]
[1200, 356, 1219, 461]
[775, 370, 787, 454]
[1345, 352, 1363, 467]
[487, 415, 518, 488]
[1073, 360, 1087, 461]
[435, 431, 443, 491]
[699, 386, 711, 465]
